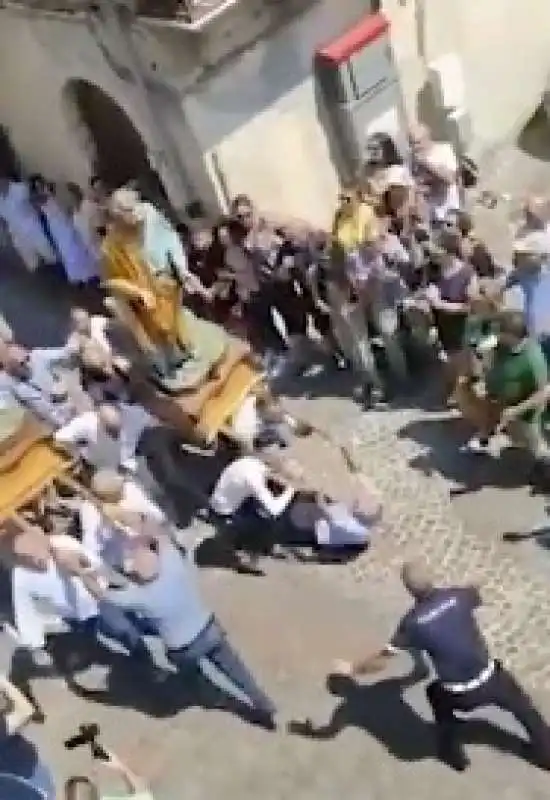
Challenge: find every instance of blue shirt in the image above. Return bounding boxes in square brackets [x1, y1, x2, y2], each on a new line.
[506, 266, 550, 338]
[390, 586, 489, 684]
[105, 540, 211, 650]
[315, 503, 371, 549]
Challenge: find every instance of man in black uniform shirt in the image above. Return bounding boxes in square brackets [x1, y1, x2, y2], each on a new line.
[331, 561, 550, 772]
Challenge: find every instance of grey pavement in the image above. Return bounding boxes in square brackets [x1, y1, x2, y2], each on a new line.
[4, 112, 550, 796]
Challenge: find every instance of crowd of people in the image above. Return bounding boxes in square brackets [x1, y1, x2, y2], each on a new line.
[1, 118, 550, 796]
[180, 123, 550, 475]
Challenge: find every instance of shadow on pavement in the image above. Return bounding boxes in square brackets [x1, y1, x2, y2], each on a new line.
[399, 416, 533, 495]
[517, 107, 550, 163]
[289, 655, 535, 767]
[51, 632, 272, 730]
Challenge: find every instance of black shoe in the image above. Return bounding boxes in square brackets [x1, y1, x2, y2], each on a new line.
[236, 554, 265, 577]
[250, 710, 277, 731]
[437, 744, 470, 772]
[530, 745, 550, 771]
[361, 384, 375, 410]
[31, 708, 46, 724]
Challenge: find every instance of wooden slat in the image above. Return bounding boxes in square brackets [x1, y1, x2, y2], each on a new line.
[198, 358, 262, 443]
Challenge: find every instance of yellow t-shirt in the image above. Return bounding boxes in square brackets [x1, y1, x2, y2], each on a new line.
[332, 203, 378, 252]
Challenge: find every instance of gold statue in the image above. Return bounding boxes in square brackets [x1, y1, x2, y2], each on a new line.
[102, 188, 222, 392]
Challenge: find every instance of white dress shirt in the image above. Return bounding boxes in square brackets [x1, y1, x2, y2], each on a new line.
[80, 478, 165, 568]
[209, 456, 294, 517]
[11, 555, 99, 650]
[54, 403, 156, 472]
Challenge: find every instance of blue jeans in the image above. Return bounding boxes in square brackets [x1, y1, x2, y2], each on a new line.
[68, 605, 155, 654]
[167, 617, 276, 716]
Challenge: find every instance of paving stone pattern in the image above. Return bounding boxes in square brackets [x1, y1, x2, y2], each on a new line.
[4, 119, 550, 796]
[282, 389, 550, 689]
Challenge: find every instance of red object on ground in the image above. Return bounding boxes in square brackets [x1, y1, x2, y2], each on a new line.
[316, 12, 389, 65]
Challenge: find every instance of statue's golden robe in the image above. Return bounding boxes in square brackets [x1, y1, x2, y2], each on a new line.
[102, 230, 188, 352]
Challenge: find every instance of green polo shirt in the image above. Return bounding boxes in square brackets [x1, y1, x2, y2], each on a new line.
[486, 338, 548, 422]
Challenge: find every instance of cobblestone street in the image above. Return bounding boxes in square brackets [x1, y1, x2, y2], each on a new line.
[4, 113, 550, 797]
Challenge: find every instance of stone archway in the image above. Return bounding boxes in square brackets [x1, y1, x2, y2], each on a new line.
[63, 78, 169, 210]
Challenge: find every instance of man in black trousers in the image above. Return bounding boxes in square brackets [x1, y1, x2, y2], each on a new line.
[329, 560, 550, 772]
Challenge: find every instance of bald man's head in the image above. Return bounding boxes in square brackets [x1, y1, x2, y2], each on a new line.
[401, 559, 434, 599]
[409, 123, 431, 152]
[4, 344, 30, 378]
[90, 467, 125, 504]
[70, 307, 91, 335]
[81, 341, 111, 373]
[98, 403, 122, 436]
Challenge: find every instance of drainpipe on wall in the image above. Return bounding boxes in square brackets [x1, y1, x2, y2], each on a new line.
[93, 0, 194, 213]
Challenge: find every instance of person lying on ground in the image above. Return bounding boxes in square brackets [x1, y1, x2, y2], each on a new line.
[208, 452, 298, 573]
[274, 474, 382, 561]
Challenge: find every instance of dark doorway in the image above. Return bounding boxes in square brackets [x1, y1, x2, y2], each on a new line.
[64, 78, 169, 211]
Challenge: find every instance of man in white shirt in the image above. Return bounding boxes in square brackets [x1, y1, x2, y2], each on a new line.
[10, 531, 142, 661]
[209, 454, 296, 572]
[11, 537, 102, 653]
[55, 401, 156, 474]
[78, 530, 277, 729]
[79, 468, 165, 570]
[210, 455, 295, 518]
[0, 342, 77, 427]
[410, 124, 461, 222]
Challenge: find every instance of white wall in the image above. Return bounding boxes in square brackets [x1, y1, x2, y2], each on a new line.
[383, 0, 550, 157]
[1, 0, 550, 226]
[0, 8, 194, 205]
[183, 0, 372, 227]
[0, 11, 152, 185]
